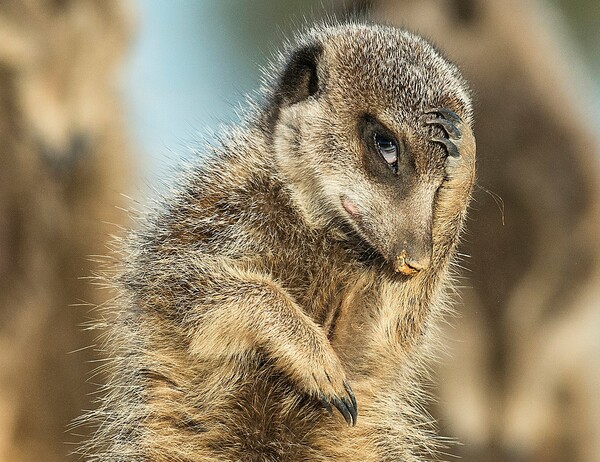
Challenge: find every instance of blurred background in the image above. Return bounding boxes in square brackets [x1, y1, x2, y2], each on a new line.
[0, 1, 599, 461]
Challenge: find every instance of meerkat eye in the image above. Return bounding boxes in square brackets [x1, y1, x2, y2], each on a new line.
[374, 134, 399, 174]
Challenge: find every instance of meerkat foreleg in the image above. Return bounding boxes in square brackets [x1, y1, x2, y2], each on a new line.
[186, 263, 358, 425]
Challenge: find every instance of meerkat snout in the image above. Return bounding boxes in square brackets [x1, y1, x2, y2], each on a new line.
[390, 230, 433, 275]
[394, 249, 431, 275]
[340, 187, 434, 275]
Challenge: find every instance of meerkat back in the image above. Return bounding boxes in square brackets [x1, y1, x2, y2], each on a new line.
[82, 23, 476, 462]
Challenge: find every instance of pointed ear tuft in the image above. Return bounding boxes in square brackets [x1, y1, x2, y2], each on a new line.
[277, 43, 323, 106]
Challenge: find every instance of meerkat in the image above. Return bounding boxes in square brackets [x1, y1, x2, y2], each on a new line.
[82, 23, 476, 461]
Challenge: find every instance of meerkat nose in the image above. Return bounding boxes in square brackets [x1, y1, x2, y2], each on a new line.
[394, 250, 430, 275]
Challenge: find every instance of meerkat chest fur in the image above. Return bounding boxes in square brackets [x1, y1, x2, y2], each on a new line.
[88, 23, 475, 462]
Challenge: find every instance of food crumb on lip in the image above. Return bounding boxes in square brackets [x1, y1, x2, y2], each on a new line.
[395, 252, 418, 275]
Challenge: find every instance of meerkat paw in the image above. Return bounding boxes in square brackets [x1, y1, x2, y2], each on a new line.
[296, 348, 357, 426]
[425, 107, 476, 184]
[426, 107, 463, 158]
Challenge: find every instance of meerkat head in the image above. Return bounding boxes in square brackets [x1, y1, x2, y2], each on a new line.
[264, 23, 473, 275]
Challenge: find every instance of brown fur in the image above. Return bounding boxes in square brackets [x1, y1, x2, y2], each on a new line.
[82, 23, 475, 461]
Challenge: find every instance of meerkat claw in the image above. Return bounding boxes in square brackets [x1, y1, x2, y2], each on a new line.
[318, 393, 333, 415]
[425, 117, 462, 139]
[426, 107, 462, 123]
[431, 137, 460, 158]
[331, 396, 354, 426]
[425, 107, 464, 157]
[319, 380, 357, 426]
[344, 381, 358, 420]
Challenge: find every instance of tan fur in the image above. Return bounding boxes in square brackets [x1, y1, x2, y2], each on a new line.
[82, 23, 475, 461]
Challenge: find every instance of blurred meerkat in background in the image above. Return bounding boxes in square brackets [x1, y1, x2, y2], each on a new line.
[0, 1, 132, 461]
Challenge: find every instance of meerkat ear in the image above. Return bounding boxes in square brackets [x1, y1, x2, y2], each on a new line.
[277, 43, 323, 106]
[262, 43, 323, 133]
